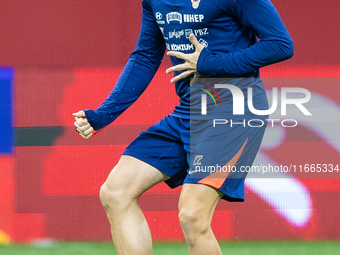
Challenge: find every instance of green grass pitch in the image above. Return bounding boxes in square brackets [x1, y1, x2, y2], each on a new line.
[1, 241, 340, 255]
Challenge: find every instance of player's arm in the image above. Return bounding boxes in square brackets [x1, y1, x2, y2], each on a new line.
[197, 0, 294, 77]
[74, 0, 166, 137]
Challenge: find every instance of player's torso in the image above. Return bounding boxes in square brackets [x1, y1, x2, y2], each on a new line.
[146, 0, 266, 118]
[148, 0, 253, 55]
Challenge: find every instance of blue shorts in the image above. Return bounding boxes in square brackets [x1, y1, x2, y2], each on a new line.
[123, 115, 266, 202]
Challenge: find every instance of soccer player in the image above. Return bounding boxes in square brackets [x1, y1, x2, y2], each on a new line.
[73, 0, 293, 254]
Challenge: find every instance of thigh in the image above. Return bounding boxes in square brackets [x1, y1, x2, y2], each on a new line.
[103, 155, 169, 199]
[123, 115, 189, 189]
[178, 183, 223, 221]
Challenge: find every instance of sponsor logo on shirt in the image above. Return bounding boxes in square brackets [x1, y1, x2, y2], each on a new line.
[183, 14, 204, 23]
[185, 28, 209, 38]
[166, 12, 182, 24]
[198, 38, 208, 47]
[185, 29, 193, 38]
[194, 28, 209, 36]
[169, 29, 185, 39]
[166, 43, 194, 51]
[155, 12, 162, 20]
[165, 13, 204, 24]
[155, 12, 165, 24]
[160, 27, 169, 39]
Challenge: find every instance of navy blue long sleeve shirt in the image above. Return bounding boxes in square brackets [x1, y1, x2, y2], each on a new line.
[85, 0, 294, 130]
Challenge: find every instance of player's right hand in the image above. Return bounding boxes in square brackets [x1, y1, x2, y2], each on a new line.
[73, 110, 94, 139]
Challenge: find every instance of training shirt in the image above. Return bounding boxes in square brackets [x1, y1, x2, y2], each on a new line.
[84, 0, 294, 130]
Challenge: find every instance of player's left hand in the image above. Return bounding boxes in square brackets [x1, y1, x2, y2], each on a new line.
[166, 33, 204, 85]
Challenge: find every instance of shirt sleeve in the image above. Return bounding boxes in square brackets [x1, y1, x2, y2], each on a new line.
[197, 0, 294, 77]
[84, 0, 166, 131]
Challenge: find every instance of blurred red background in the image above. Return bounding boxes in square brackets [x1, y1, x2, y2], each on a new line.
[0, 0, 339, 67]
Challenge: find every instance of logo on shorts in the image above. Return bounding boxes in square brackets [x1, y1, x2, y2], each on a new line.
[193, 155, 203, 165]
[189, 155, 203, 175]
[188, 168, 200, 175]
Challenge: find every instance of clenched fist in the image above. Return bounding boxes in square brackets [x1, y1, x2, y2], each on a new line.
[73, 111, 94, 139]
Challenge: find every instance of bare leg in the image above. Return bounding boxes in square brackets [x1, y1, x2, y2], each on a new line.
[99, 155, 169, 255]
[178, 183, 223, 255]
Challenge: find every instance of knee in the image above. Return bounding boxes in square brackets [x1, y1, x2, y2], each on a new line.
[99, 181, 135, 213]
[99, 183, 117, 212]
[178, 207, 209, 236]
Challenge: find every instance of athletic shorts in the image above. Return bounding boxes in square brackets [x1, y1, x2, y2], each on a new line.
[123, 114, 266, 202]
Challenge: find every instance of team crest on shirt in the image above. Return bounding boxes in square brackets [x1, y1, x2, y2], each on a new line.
[191, 0, 201, 9]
